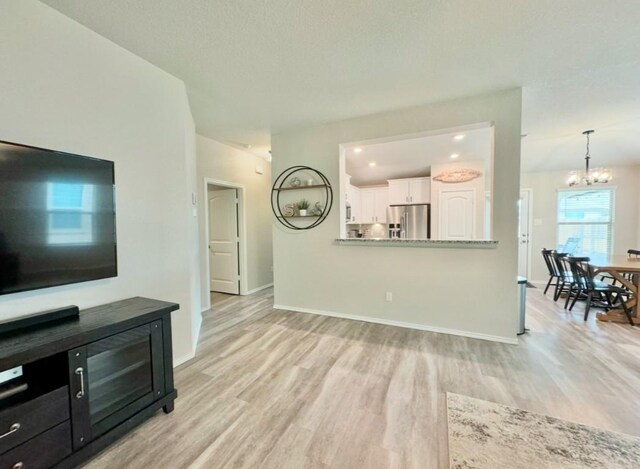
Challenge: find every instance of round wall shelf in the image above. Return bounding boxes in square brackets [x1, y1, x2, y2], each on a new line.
[271, 166, 333, 230]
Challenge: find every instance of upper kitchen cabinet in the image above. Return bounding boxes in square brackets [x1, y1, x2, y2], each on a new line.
[360, 187, 388, 223]
[388, 177, 431, 205]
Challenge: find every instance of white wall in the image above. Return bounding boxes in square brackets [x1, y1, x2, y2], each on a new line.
[272, 89, 522, 343]
[0, 1, 200, 364]
[430, 160, 487, 239]
[197, 135, 273, 309]
[637, 168, 640, 247]
[521, 165, 640, 282]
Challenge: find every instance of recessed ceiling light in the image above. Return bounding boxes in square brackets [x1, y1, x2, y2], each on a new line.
[369, 162, 376, 167]
[354, 147, 362, 153]
[450, 153, 459, 159]
[453, 134, 465, 141]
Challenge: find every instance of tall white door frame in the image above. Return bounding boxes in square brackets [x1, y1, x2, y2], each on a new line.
[518, 188, 533, 279]
[203, 178, 249, 296]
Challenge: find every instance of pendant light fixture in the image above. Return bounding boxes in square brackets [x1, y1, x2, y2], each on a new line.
[567, 130, 611, 186]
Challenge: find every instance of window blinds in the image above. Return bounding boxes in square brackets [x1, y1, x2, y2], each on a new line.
[557, 189, 613, 258]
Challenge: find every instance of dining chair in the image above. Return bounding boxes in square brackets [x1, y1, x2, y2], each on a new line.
[550, 251, 572, 301]
[541, 249, 561, 296]
[565, 257, 634, 325]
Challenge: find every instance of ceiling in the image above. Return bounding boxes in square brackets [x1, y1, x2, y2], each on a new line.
[345, 127, 490, 186]
[41, 0, 640, 171]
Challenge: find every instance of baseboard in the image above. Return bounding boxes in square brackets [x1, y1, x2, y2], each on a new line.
[193, 310, 203, 345]
[173, 351, 195, 368]
[529, 280, 548, 287]
[273, 304, 519, 345]
[244, 283, 274, 295]
[173, 308, 202, 369]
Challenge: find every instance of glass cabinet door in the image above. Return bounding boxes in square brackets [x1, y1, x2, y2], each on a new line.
[69, 321, 164, 448]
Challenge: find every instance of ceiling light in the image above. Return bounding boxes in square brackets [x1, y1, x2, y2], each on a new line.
[369, 162, 376, 167]
[354, 147, 362, 153]
[450, 154, 459, 159]
[566, 130, 611, 186]
[453, 134, 465, 141]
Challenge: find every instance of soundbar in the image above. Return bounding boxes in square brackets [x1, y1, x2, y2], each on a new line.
[0, 305, 79, 335]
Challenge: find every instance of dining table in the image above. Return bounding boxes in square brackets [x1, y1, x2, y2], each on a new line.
[590, 254, 640, 324]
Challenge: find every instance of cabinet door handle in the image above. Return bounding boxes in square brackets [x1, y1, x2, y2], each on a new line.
[75, 367, 85, 399]
[0, 423, 20, 440]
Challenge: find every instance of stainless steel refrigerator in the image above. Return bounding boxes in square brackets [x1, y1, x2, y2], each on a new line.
[387, 205, 430, 240]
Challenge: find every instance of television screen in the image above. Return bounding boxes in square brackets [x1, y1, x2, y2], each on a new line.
[0, 140, 117, 295]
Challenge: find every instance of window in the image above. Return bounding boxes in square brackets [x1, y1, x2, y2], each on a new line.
[47, 182, 96, 245]
[557, 188, 613, 258]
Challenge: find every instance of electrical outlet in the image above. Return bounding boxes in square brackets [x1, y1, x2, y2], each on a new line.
[385, 292, 393, 302]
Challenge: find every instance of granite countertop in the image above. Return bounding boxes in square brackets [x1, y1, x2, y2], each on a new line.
[334, 238, 499, 248]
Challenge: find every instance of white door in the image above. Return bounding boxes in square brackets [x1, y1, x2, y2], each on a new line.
[439, 189, 475, 240]
[209, 189, 240, 294]
[388, 180, 409, 205]
[518, 190, 531, 278]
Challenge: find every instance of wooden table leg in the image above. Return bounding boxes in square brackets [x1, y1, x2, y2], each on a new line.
[596, 272, 638, 324]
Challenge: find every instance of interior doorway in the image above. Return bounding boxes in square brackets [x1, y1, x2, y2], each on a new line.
[518, 189, 532, 278]
[203, 178, 248, 296]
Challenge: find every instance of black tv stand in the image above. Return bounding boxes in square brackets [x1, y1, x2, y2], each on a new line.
[0, 297, 178, 469]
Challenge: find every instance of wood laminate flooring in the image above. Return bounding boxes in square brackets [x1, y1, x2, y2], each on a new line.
[84, 287, 640, 469]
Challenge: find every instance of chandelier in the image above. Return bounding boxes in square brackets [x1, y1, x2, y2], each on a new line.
[566, 130, 611, 186]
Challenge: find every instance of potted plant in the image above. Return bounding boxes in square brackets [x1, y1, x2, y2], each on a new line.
[297, 199, 310, 216]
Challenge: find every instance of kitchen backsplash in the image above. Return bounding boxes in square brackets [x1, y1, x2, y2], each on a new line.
[347, 223, 388, 239]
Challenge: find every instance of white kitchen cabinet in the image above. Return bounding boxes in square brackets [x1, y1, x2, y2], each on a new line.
[387, 177, 430, 204]
[360, 187, 388, 223]
[346, 184, 361, 224]
[439, 188, 475, 240]
[374, 188, 388, 223]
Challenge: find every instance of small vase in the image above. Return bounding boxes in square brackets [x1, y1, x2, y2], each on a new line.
[299, 209, 307, 216]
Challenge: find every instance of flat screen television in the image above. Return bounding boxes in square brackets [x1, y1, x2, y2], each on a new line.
[0, 140, 117, 295]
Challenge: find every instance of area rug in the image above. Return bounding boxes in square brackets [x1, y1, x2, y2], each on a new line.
[447, 393, 640, 469]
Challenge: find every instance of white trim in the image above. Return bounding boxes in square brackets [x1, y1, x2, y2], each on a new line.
[273, 304, 518, 345]
[203, 177, 249, 295]
[173, 352, 195, 368]
[244, 283, 274, 295]
[192, 311, 202, 347]
[519, 188, 533, 279]
[529, 280, 548, 287]
[175, 310, 203, 369]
